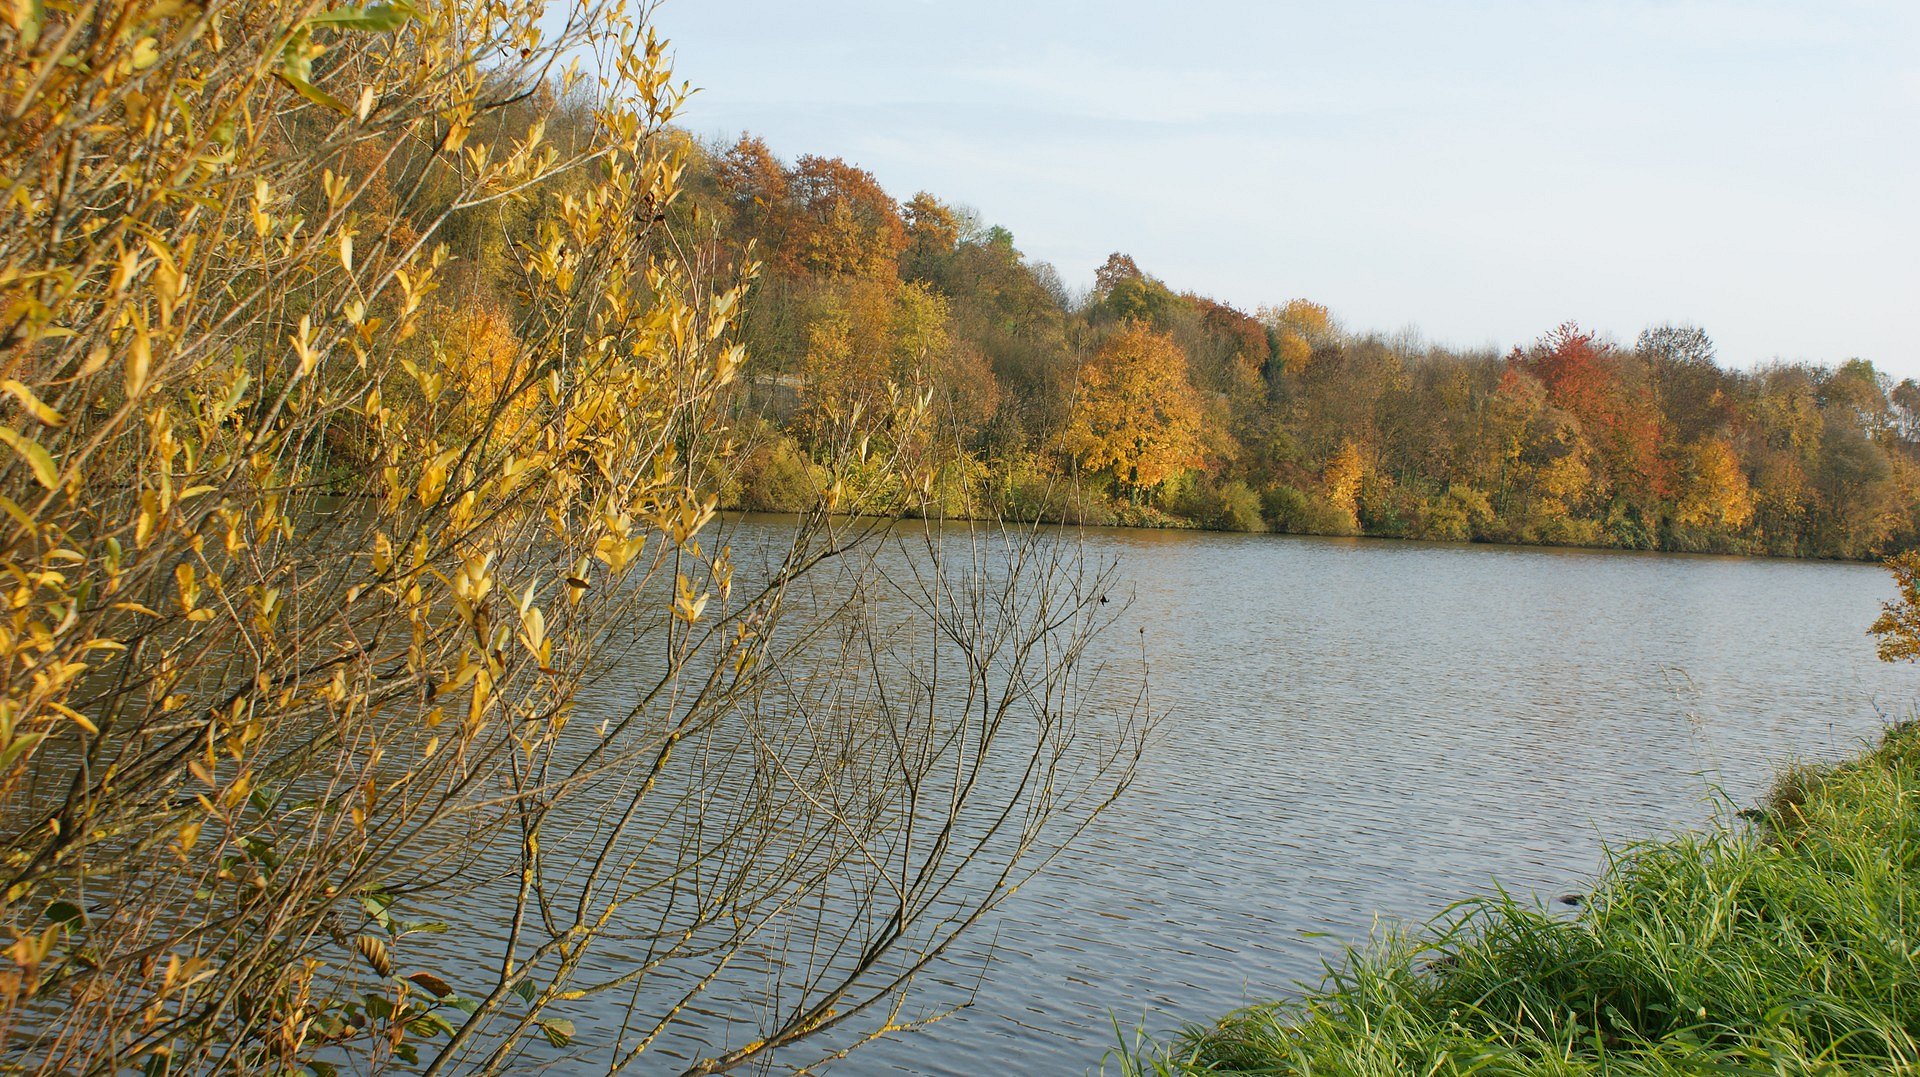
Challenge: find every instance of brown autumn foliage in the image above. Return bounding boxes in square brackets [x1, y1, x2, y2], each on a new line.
[1871, 552, 1920, 663]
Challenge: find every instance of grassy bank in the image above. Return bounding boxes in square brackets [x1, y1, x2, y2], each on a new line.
[1117, 725, 1920, 1075]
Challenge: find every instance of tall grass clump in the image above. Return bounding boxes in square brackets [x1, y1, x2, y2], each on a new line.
[1119, 723, 1920, 1076]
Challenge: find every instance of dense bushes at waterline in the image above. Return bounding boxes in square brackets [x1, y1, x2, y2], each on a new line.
[1117, 723, 1920, 1075]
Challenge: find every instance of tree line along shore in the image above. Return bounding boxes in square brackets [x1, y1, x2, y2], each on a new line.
[660, 135, 1919, 561]
[217, 89, 1919, 561]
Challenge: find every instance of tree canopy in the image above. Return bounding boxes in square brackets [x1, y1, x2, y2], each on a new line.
[694, 133, 1920, 557]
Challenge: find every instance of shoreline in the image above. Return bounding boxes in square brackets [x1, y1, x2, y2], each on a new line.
[1117, 722, 1920, 1075]
[716, 505, 1898, 566]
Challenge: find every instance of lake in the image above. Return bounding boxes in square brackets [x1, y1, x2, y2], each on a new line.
[818, 524, 1913, 1075]
[410, 518, 1914, 1074]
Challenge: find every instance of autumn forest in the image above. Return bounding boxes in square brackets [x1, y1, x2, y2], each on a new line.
[7, 0, 1920, 1072]
[640, 134, 1913, 561]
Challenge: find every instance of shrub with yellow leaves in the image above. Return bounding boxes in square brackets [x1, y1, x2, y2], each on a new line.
[0, 1, 1142, 1073]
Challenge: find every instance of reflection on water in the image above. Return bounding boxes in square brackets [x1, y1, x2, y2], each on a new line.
[829, 526, 1912, 1075]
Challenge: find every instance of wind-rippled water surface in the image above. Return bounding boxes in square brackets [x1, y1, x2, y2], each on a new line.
[827, 525, 1912, 1075]
[407, 517, 1911, 1074]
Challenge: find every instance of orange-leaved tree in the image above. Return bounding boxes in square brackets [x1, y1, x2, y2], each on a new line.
[1515, 323, 1669, 502]
[1871, 552, 1920, 663]
[783, 155, 908, 278]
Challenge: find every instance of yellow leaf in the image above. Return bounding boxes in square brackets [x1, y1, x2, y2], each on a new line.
[175, 562, 199, 612]
[78, 345, 109, 377]
[0, 426, 59, 489]
[47, 702, 97, 735]
[416, 449, 456, 507]
[128, 322, 152, 397]
[0, 495, 37, 533]
[0, 381, 64, 427]
[291, 314, 319, 377]
[147, 238, 181, 327]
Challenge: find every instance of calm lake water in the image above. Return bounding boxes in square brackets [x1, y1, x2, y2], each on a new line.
[819, 524, 1913, 1075]
[413, 519, 1914, 1074]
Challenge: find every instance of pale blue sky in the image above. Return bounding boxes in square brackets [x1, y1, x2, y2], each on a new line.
[654, 1, 1920, 378]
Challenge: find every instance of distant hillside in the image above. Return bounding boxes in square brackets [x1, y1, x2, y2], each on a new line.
[677, 133, 1919, 559]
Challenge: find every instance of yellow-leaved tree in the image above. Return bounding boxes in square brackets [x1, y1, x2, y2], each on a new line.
[1058, 322, 1204, 500]
[1261, 299, 1333, 378]
[1674, 437, 1757, 531]
[0, 2, 1142, 1073]
[1322, 439, 1367, 528]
